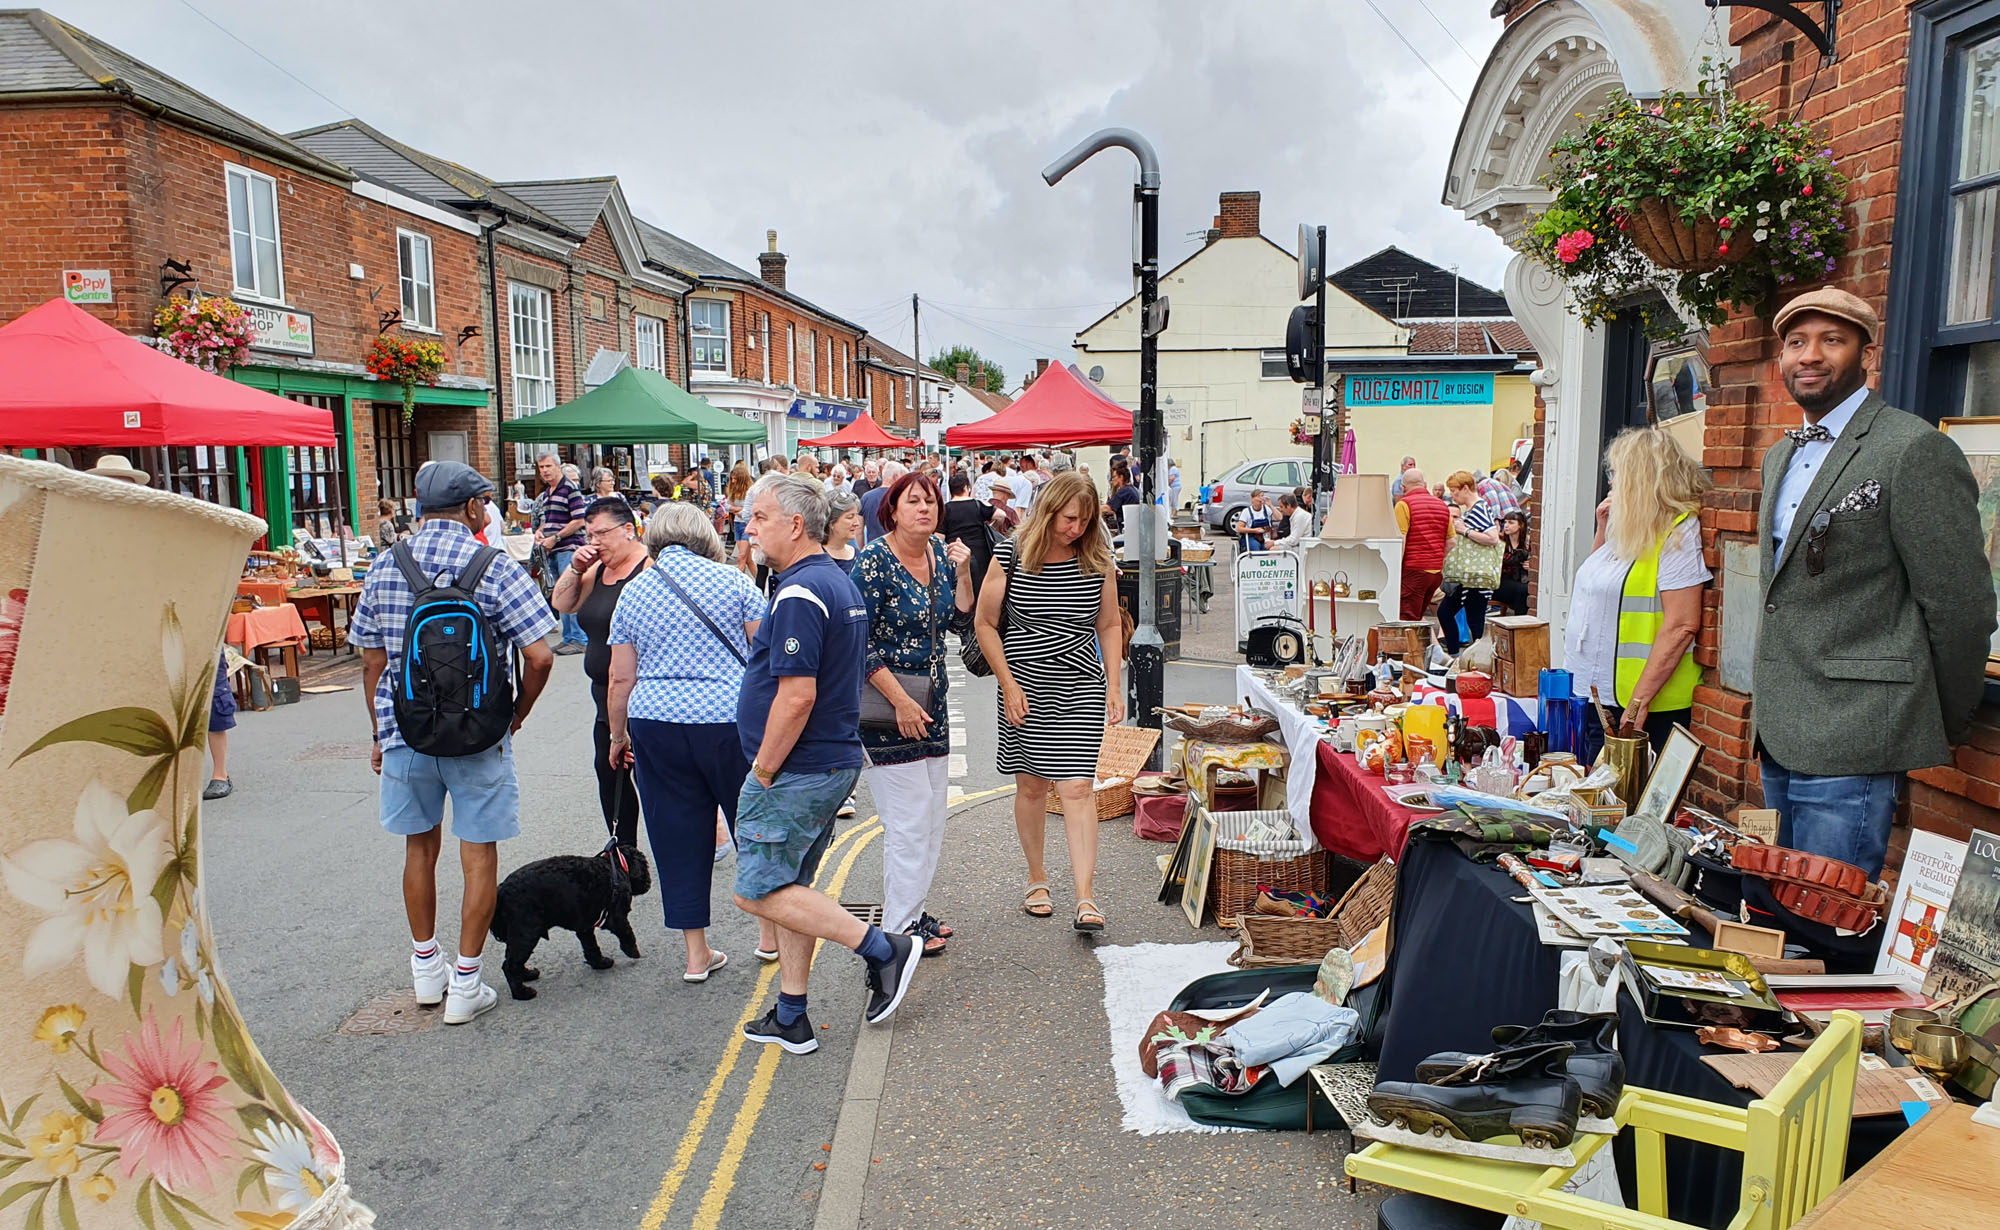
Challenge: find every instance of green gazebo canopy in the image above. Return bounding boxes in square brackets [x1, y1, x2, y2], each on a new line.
[497, 367, 764, 444]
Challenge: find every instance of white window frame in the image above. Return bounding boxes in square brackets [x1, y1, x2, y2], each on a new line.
[1259, 348, 1288, 380]
[633, 313, 666, 374]
[786, 323, 797, 387]
[689, 299, 731, 377]
[809, 329, 819, 392]
[840, 341, 850, 399]
[396, 229, 436, 332]
[761, 313, 772, 383]
[509, 282, 556, 416]
[224, 163, 285, 302]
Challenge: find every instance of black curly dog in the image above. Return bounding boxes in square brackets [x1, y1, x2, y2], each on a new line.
[490, 842, 653, 1000]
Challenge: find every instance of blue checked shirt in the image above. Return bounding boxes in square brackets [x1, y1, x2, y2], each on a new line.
[607, 546, 767, 724]
[349, 519, 557, 752]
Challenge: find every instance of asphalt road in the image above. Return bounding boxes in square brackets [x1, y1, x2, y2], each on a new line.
[206, 552, 1379, 1228]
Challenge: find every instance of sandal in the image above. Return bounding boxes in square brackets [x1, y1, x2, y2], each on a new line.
[754, 947, 779, 963]
[917, 911, 954, 939]
[1073, 899, 1105, 933]
[1022, 882, 1054, 918]
[905, 922, 947, 958]
[682, 950, 728, 983]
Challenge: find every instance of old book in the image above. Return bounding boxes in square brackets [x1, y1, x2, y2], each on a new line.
[1924, 829, 2000, 1049]
[1876, 830, 1967, 990]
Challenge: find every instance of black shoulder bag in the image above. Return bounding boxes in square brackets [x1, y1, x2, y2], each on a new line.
[655, 565, 746, 666]
[960, 542, 1017, 679]
[860, 546, 941, 731]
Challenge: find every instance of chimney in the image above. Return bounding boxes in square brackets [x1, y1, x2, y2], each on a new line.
[1036, 358, 1050, 378]
[758, 229, 787, 290]
[976, 371, 989, 391]
[1217, 191, 1260, 240]
[956, 363, 971, 384]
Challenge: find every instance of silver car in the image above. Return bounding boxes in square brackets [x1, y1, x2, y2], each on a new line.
[1202, 456, 1311, 531]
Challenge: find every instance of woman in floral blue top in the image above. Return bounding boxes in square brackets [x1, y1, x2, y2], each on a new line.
[854, 472, 974, 955]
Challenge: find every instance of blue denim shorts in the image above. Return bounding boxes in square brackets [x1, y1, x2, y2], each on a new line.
[379, 737, 520, 844]
[733, 767, 862, 900]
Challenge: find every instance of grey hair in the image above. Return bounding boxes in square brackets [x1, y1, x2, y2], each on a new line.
[748, 473, 830, 543]
[825, 489, 861, 530]
[536, 450, 561, 464]
[644, 501, 725, 561]
[591, 466, 615, 486]
[880, 460, 908, 484]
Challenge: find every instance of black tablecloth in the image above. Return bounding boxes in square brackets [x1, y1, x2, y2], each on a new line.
[1370, 836, 1902, 1229]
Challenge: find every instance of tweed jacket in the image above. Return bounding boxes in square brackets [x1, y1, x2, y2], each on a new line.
[1753, 392, 1995, 776]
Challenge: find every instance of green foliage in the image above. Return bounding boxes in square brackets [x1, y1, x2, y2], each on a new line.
[928, 345, 1004, 393]
[1521, 63, 1849, 338]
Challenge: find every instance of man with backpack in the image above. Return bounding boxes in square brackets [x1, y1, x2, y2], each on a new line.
[351, 461, 558, 1025]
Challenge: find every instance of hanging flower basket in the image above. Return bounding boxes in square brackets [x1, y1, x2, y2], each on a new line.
[152, 295, 254, 372]
[365, 335, 446, 423]
[1521, 62, 1848, 339]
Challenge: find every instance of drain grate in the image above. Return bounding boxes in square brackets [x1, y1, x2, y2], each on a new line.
[297, 741, 374, 761]
[840, 902, 883, 928]
[338, 989, 442, 1036]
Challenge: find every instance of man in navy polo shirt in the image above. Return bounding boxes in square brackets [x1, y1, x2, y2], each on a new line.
[731, 474, 920, 1054]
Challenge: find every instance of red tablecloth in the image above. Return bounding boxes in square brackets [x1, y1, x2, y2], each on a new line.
[1310, 741, 1424, 863]
[226, 604, 308, 651]
[236, 578, 293, 607]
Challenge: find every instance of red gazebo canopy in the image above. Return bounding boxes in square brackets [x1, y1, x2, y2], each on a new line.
[943, 361, 1131, 448]
[0, 299, 336, 446]
[799, 412, 916, 449]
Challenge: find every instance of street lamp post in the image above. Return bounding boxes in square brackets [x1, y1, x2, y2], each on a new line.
[1043, 128, 1165, 760]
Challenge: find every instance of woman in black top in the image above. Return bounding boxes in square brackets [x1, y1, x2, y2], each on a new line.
[940, 471, 996, 598]
[1494, 510, 1531, 615]
[550, 496, 651, 845]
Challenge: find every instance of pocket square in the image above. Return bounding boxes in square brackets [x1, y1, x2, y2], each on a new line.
[1830, 480, 1880, 515]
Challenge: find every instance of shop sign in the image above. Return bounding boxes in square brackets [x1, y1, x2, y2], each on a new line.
[246, 303, 315, 356]
[1345, 373, 1493, 406]
[62, 269, 112, 304]
[1234, 550, 1301, 643]
[785, 397, 859, 425]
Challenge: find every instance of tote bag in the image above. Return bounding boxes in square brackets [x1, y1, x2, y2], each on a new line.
[1441, 531, 1503, 590]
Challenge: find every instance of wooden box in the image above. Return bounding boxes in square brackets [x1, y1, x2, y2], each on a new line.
[1487, 615, 1549, 698]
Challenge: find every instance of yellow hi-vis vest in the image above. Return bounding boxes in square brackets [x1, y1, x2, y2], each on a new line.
[1614, 511, 1702, 710]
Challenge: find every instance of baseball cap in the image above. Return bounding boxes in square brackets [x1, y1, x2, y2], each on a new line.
[1773, 288, 1879, 343]
[415, 461, 494, 512]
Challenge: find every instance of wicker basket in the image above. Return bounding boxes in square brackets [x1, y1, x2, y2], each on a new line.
[1325, 856, 1397, 947]
[308, 625, 344, 651]
[1047, 724, 1161, 820]
[1626, 198, 1755, 272]
[1230, 913, 1348, 967]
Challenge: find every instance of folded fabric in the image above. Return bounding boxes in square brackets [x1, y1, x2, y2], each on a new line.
[1157, 1039, 1263, 1100]
[1222, 991, 1359, 1086]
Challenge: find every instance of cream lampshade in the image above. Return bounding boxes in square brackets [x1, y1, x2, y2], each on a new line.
[1319, 473, 1403, 540]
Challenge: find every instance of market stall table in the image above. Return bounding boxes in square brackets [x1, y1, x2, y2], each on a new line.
[1791, 1103, 1999, 1229]
[286, 584, 363, 653]
[225, 604, 307, 677]
[235, 578, 293, 608]
[1370, 834, 1906, 1228]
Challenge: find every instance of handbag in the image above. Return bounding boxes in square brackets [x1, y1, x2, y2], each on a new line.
[1441, 530, 1503, 590]
[961, 543, 1018, 678]
[861, 542, 943, 732]
[654, 565, 746, 666]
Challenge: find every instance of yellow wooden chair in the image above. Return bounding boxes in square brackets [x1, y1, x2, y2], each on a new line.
[1346, 1010, 1863, 1230]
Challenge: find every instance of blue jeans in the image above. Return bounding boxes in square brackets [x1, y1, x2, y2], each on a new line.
[1758, 754, 1899, 879]
[549, 548, 585, 644]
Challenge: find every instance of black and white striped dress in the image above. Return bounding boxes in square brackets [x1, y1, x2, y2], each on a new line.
[994, 540, 1107, 780]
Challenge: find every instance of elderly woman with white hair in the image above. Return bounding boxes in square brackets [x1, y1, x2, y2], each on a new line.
[860, 459, 908, 544]
[607, 502, 769, 982]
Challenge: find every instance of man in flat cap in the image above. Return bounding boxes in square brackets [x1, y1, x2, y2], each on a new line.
[1754, 289, 1995, 878]
[351, 461, 557, 1024]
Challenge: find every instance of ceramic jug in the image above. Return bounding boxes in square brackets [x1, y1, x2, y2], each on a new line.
[0, 457, 371, 1228]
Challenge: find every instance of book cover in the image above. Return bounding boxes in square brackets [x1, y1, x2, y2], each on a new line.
[1876, 830, 1968, 989]
[1924, 829, 2000, 1013]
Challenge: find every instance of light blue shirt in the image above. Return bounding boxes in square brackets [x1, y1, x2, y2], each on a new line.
[1771, 385, 1867, 560]
[606, 547, 766, 723]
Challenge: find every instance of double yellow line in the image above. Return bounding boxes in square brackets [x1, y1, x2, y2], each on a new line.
[639, 784, 1014, 1230]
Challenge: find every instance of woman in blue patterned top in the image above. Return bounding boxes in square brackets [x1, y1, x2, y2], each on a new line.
[853, 472, 974, 955]
[607, 503, 768, 983]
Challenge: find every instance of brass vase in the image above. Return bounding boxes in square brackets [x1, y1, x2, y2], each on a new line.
[1597, 734, 1650, 812]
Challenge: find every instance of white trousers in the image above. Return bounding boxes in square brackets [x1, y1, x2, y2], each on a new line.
[869, 755, 951, 934]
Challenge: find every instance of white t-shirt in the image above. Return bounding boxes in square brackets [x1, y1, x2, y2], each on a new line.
[973, 472, 998, 503]
[481, 500, 504, 545]
[1562, 518, 1711, 703]
[1006, 472, 1034, 508]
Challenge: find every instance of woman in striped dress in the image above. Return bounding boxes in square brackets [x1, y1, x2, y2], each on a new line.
[973, 471, 1124, 932]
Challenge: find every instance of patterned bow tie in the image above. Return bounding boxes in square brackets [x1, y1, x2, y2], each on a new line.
[1785, 423, 1834, 444]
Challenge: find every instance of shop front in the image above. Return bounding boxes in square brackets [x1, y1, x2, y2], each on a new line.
[785, 395, 862, 461]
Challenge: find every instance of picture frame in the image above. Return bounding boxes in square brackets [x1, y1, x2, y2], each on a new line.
[1158, 807, 1198, 904]
[1180, 810, 1219, 930]
[1631, 723, 1703, 825]
[1939, 418, 2000, 670]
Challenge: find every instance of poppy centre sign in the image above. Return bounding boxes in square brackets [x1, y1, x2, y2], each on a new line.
[62, 269, 113, 304]
[245, 303, 315, 357]
[1345, 373, 1493, 406]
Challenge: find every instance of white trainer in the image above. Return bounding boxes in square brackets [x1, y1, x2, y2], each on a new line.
[412, 953, 449, 1006]
[442, 979, 497, 1025]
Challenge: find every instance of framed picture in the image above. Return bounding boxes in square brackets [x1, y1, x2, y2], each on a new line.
[1940, 419, 2000, 669]
[1180, 810, 1219, 930]
[1158, 807, 1198, 904]
[1632, 724, 1703, 825]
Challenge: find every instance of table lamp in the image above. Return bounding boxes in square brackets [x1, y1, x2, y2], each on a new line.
[1318, 474, 1402, 540]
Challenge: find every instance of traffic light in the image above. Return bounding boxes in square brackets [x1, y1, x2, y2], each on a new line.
[1284, 303, 1321, 384]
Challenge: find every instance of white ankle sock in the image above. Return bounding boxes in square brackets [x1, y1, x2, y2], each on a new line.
[452, 953, 482, 986]
[413, 937, 440, 962]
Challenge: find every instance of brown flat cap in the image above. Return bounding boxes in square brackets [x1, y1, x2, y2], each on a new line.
[1773, 288, 1879, 342]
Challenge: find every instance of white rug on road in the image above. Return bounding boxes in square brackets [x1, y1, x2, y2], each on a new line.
[1094, 941, 1245, 1135]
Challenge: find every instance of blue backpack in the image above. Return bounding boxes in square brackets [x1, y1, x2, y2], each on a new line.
[389, 541, 514, 757]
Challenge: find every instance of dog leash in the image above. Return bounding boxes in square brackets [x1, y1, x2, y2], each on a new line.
[594, 775, 632, 930]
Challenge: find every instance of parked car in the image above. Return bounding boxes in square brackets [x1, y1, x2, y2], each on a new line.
[1202, 456, 1311, 531]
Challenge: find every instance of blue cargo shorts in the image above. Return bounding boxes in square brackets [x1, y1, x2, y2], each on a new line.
[379, 736, 520, 844]
[733, 766, 863, 900]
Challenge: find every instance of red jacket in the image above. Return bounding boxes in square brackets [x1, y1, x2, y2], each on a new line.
[1400, 488, 1451, 572]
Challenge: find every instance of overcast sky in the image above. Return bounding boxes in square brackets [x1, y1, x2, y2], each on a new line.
[57, 0, 1514, 390]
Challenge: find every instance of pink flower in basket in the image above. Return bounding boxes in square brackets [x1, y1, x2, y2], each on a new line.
[90, 1013, 234, 1192]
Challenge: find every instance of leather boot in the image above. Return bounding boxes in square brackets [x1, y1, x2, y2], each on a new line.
[1368, 1041, 1582, 1149]
[1413, 1010, 1624, 1121]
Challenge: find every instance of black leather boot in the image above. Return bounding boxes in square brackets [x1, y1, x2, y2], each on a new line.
[1414, 1010, 1625, 1121]
[1368, 1040, 1582, 1148]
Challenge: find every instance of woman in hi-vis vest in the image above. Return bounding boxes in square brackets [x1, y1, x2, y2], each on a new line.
[1563, 427, 1712, 761]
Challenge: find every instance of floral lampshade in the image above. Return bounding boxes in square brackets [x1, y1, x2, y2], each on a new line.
[0, 456, 370, 1228]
